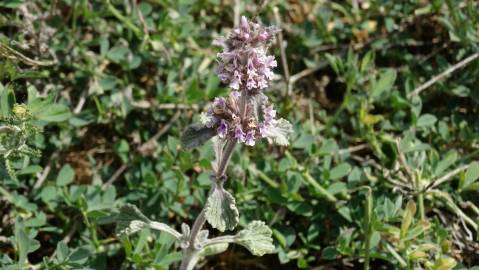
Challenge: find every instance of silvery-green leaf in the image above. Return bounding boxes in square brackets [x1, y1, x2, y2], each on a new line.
[181, 223, 191, 237]
[180, 223, 191, 249]
[181, 124, 216, 149]
[196, 230, 209, 243]
[115, 204, 181, 239]
[194, 230, 210, 249]
[235, 221, 275, 256]
[116, 204, 150, 236]
[263, 118, 293, 146]
[205, 186, 239, 232]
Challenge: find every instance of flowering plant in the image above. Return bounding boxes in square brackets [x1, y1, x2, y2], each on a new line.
[116, 16, 292, 270]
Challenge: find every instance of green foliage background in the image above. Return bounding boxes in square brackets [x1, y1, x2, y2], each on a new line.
[1, 0, 479, 269]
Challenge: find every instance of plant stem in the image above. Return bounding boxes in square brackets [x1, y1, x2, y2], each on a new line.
[187, 209, 207, 249]
[179, 139, 237, 270]
[104, 0, 143, 38]
[416, 174, 425, 221]
[81, 210, 100, 251]
[302, 171, 338, 202]
[180, 90, 247, 270]
[217, 140, 237, 177]
[386, 243, 407, 268]
[363, 187, 372, 270]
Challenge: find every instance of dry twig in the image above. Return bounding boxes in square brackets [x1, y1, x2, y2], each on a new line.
[273, 7, 290, 96]
[407, 52, 479, 98]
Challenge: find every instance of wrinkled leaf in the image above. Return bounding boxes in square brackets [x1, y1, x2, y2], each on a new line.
[263, 118, 293, 146]
[115, 205, 180, 239]
[205, 185, 239, 232]
[235, 221, 275, 256]
[116, 204, 150, 236]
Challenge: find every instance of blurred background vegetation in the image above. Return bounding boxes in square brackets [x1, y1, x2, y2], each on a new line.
[1, 0, 479, 269]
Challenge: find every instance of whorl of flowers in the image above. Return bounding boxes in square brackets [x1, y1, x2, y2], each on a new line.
[214, 16, 279, 93]
[202, 16, 292, 147]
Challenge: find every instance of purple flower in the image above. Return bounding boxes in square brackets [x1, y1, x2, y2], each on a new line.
[229, 70, 242, 90]
[231, 91, 241, 99]
[257, 78, 268, 89]
[264, 105, 276, 121]
[203, 16, 292, 147]
[234, 126, 246, 142]
[214, 97, 226, 108]
[258, 30, 269, 41]
[244, 130, 256, 146]
[246, 77, 257, 90]
[258, 122, 267, 137]
[265, 55, 277, 68]
[217, 120, 228, 138]
[214, 16, 278, 93]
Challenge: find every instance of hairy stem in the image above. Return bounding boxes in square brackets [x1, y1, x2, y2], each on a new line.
[217, 140, 237, 177]
[187, 209, 207, 248]
[180, 90, 248, 270]
[179, 140, 237, 270]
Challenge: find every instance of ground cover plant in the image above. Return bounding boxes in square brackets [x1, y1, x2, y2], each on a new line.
[1, 0, 479, 269]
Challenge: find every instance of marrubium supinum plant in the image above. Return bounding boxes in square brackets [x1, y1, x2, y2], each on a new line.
[115, 16, 293, 270]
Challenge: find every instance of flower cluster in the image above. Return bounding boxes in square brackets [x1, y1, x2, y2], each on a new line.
[215, 16, 279, 93]
[201, 91, 290, 146]
[203, 16, 292, 147]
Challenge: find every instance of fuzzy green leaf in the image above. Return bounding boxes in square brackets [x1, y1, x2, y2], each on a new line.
[181, 124, 216, 149]
[115, 204, 150, 236]
[235, 221, 275, 256]
[115, 204, 181, 239]
[205, 186, 239, 232]
[263, 118, 293, 146]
